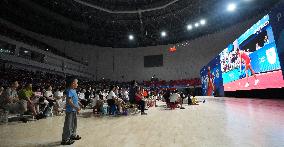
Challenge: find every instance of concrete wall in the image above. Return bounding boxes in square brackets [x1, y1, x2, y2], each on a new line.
[95, 16, 262, 82]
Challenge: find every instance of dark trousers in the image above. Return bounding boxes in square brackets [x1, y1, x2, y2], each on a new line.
[107, 99, 116, 115]
[137, 100, 145, 113]
[80, 99, 89, 108]
[62, 111, 77, 141]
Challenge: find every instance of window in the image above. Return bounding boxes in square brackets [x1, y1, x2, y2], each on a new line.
[144, 55, 163, 67]
[0, 40, 15, 55]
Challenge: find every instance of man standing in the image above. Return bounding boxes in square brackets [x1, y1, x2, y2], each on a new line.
[237, 48, 259, 87]
[128, 80, 137, 104]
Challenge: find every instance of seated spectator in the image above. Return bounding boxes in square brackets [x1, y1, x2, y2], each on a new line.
[84, 87, 92, 102]
[78, 89, 88, 108]
[190, 96, 199, 105]
[54, 87, 65, 115]
[103, 90, 108, 99]
[121, 88, 129, 103]
[44, 85, 56, 116]
[147, 92, 156, 108]
[189, 94, 205, 105]
[163, 89, 171, 106]
[180, 92, 186, 109]
[18, 83, 40, 119]
[33, 87, 46, 115]
[44, 86, 55, 103]
[92, 90, 103, 114]
[2, 81, 27, 114]
[169, 90, 181, 109]
[114, 96, 126, 114]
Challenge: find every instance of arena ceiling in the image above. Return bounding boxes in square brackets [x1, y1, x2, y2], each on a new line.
[0, 0, 280, 48]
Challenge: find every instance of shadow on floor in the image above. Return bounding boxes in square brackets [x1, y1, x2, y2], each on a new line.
[78, 111, 94, 118]
[22, 141, 62, 147]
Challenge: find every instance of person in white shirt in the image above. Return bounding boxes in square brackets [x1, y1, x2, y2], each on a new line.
[170, 91, 180, 103]
[107, 88, 116, 100]
[169, 90, 181, 109]
[54, 87, 65, 115]
[44, 86, 54, 100]
[121, 88, 129, 102]
[44, 86, 55, 106]
[114, 86, 120, 96]
[92, 90, 104, 114]
[92, 90, 100, 108]
[43, 86, 56, 116]
[90, 88, 95, 99]
[78, 89, 85, 100]
[107, 86, 117, 115]
[54, 88, 64, 99]
[102, 90, 108, 100]
[79, 89, 88, 108]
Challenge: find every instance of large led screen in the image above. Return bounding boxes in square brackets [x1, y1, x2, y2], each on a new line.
[220, 15, 284, 91]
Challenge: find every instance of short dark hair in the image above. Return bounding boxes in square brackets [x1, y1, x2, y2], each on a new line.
[25, 82, 32, 87]
[131, 80, 136, 86]
[66, 76, 77, 88]
[109, 85, 115, 92]
[10, 80, 18, 86]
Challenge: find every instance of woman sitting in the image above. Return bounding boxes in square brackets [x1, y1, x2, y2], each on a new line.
[92, 91, 104, 114]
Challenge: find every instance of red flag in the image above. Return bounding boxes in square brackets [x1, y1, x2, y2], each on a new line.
[169, 46, 177, 52]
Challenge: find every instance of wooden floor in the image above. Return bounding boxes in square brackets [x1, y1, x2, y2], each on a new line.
[1, 97, 284, 147]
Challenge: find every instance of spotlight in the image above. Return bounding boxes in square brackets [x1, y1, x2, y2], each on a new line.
[187, 24, 193, 30]
[46, 48, 49, 51]
[129, 35, 134, 40]
[161, 31, 167, 37]
[195, 23, 199, 27]
[200, 19, 206, 25]
[227, 3, 237, 12]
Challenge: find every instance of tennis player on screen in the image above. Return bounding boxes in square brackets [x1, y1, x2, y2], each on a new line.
[237, 48, 259, 87]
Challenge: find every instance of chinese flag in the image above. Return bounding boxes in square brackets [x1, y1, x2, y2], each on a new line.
[169, 46, 177, 52]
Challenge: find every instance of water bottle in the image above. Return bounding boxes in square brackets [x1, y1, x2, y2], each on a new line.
[102, 103, 108, 115]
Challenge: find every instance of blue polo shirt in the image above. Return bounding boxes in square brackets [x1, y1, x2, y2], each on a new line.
[65, 88, 79, 112]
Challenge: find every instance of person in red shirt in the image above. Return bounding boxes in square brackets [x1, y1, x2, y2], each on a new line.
[135, 87, 147, 115]
[237, 48, 259, 87]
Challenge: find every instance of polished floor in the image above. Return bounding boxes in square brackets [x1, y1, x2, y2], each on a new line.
[0, 97, 284, 147]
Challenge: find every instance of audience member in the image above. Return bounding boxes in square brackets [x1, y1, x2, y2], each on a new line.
[18, 83, 40, 119]
[2, 81, 27, 114]
[135, 87, 147, 115]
